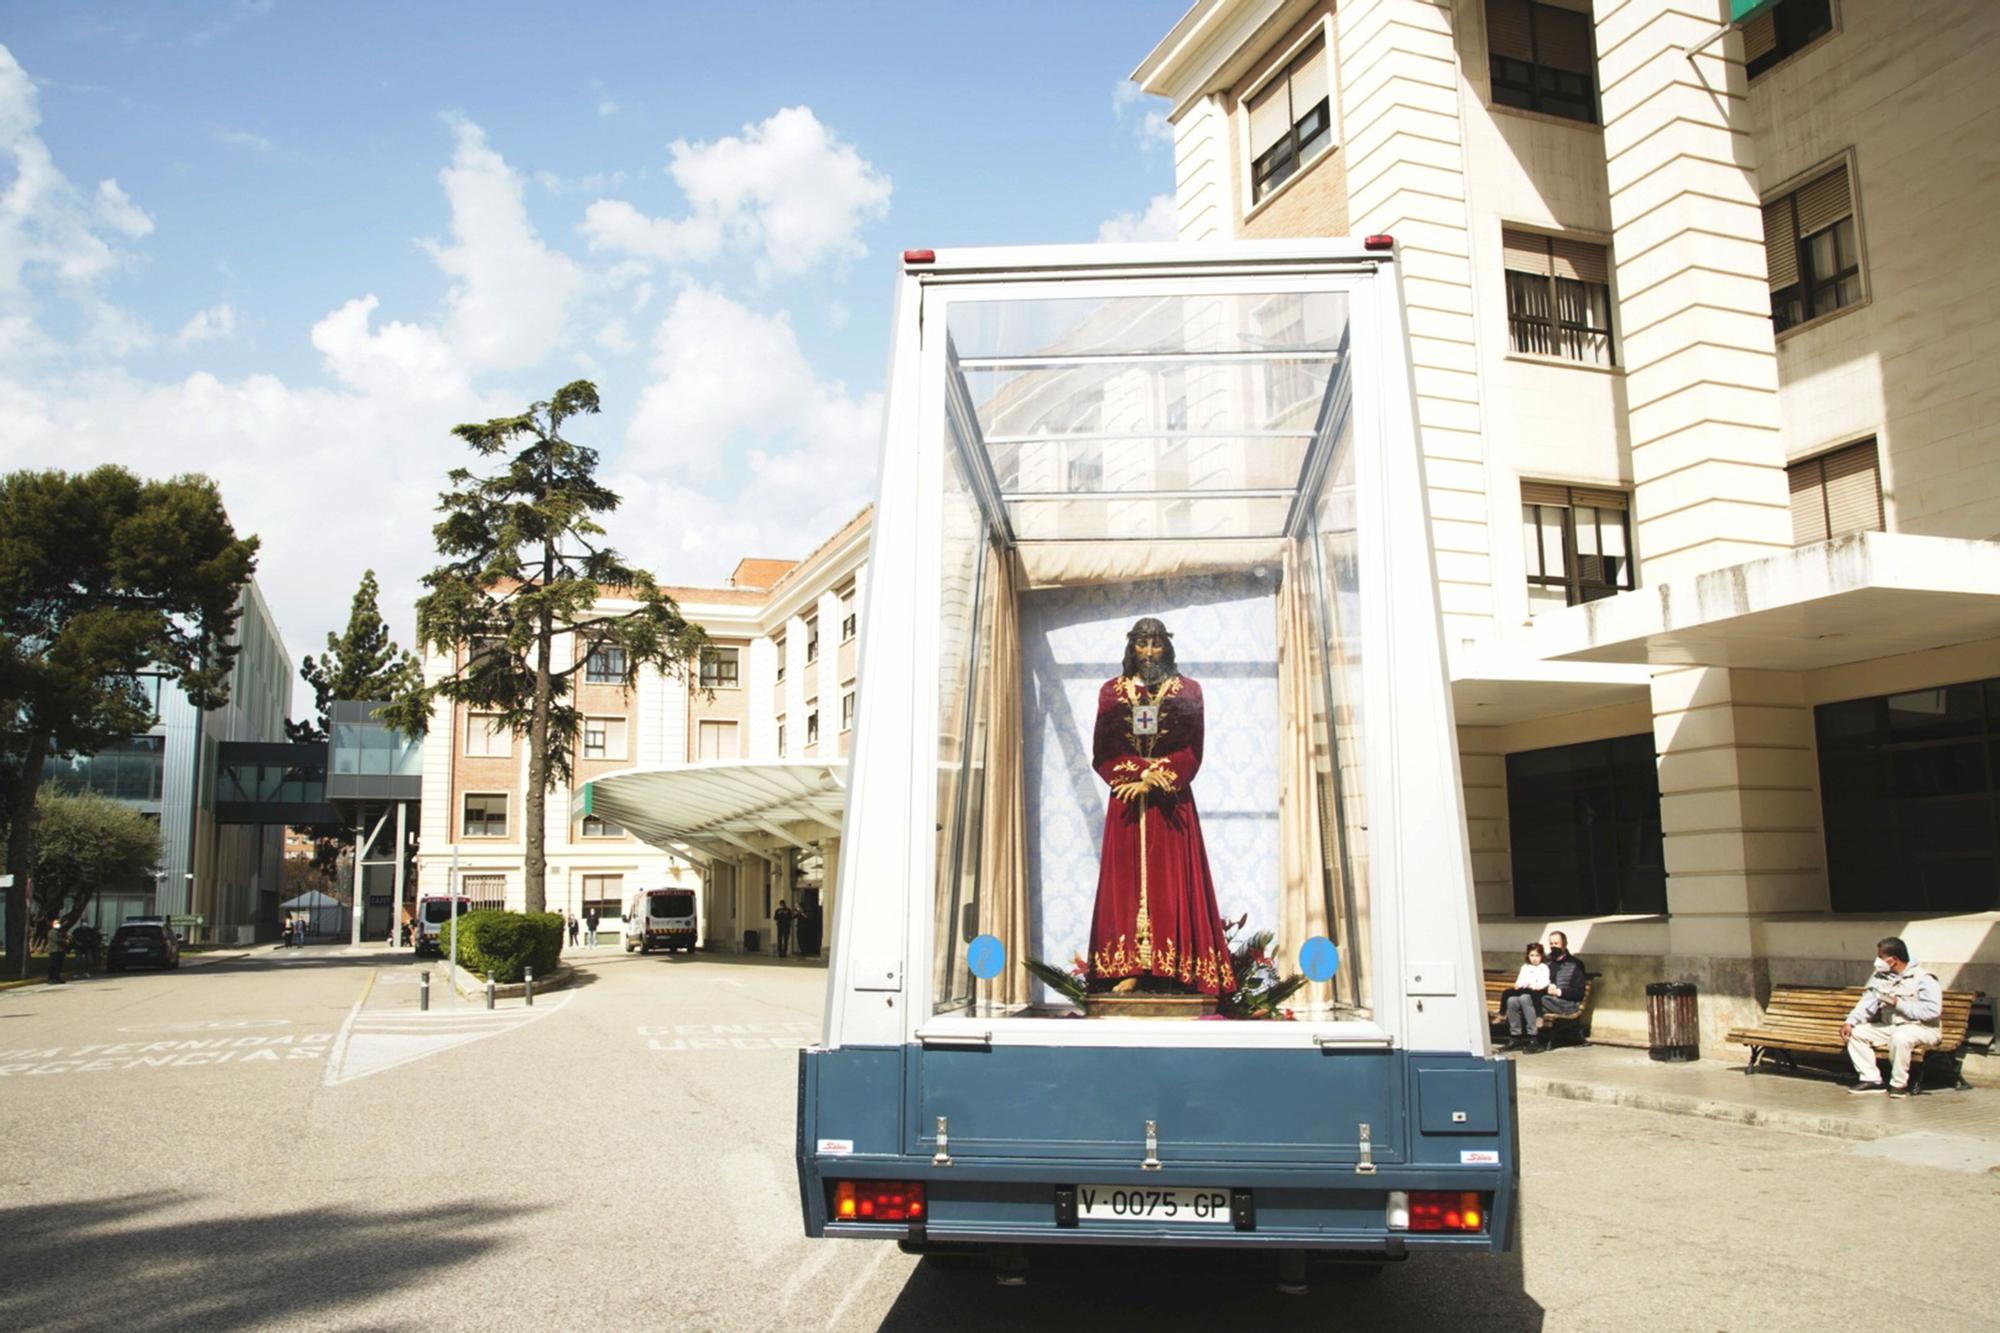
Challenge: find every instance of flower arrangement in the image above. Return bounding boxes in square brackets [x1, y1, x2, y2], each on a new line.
[1023, 920, 1305, 1020]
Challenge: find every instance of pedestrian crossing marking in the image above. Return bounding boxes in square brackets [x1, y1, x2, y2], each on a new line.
[323, 988, 573, 1087]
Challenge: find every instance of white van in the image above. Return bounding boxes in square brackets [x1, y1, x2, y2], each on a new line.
[623, 886, 697, 954]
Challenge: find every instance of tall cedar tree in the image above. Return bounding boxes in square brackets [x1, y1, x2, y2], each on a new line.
[288, 570, 420, 744]
[0, 466, 257, 974]
[384, 381, 706, 913]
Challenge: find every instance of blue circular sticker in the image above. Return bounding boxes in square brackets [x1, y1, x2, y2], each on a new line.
[1299, 935, 1339, 982]
[966, 934, 1006, 980]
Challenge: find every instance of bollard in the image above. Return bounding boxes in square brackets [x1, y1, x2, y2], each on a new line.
[485, 976, 495, 1010]
[524, 966, 534, 1006]
[419, 970, 430, 1012]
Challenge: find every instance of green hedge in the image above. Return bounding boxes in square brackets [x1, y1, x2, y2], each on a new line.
[439, 911, 564, 983]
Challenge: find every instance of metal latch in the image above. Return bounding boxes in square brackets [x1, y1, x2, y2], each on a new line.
[918, 1029, 992, 1049]
[932, 1116, 952, 1168]
[1355, 1122, 1377, 1176]
[1142, 1120, 1161, 1171]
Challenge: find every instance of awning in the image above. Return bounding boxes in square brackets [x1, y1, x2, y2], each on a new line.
[1528, 532, 2000, 671]
[576, 761, 847, 863]
[1451, 642, 1652, 727]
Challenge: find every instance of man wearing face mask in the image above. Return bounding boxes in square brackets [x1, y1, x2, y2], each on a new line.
[1842, 936, 1942, 1097]
[1526, 930, 1587, 1052]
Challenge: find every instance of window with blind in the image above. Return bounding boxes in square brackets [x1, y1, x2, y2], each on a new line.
[461, 793, 508, 838]
[1486, 0, 1597, 124]
[1788, 441, 1882, 545]
[1521, 482, 1635, 607]
[464, 712, 511, 758]
[1503, 229, 1615, 366]
[584, 641, 628, 685]
[1246, 32, 1334, 203]
[1764, 162, 1862, 332]
[698, 719, 740, 761]
[581, 814, 625, 838]
[699, 647, 739, 688]
[1744, 0, 1833, 80]
[459, 873, 507, 913]
[582, 716, 626, 761]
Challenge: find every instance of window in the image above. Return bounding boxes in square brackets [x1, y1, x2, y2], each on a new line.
[1763, 162, 1861, 333]
[805, 618, 820, 664]
[806, 707, 820, 747]
[698, 719, 740, 761]
[840, 592, 857, 641]
[775, 636, 786, 683]
[581, 874, 623, 922]
[1744, 0, 1833, 79]
[44, 735, 167, 803]
[1066, 452, 1104, 493]
[841, 690, 855, 733]
[462, 793, 508, 838]
[460, 873, 506, 912]
[1246, 32, 1333, 203]
[776, 719, 786, 755]
[581, 815, 625, 838]
[700, 647, 740, 688]
[1521, 483, 1635, 607]
[1486, 0, 1597, 124]
[1507, 734, 1666, 917]
[584, 640, 628, 685]
[582, 717, 626, 762]
[465, 713, 511, 758]
[1503, 229, 1615, 365]
[1788, 441, 1882, 545]
[1818, 677, 2000, 913]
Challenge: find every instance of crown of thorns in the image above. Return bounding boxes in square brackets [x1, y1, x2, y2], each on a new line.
[1126, 617, 1174, 641]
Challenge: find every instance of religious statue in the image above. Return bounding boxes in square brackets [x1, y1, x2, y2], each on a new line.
[1087, 618, 1235, 997]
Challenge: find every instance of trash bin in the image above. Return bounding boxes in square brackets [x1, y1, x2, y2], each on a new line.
[744, 929, 761, 953]
[1645, 982, 1699, 1062]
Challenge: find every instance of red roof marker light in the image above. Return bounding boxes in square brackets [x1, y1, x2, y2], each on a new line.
[903, 249, 936, 264]
[1364, 234, 1395, 252]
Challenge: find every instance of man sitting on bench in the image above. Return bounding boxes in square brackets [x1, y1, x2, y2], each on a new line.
[1842, 936, 1943, 1098]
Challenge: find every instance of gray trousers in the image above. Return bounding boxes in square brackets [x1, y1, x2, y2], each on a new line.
[1504, 992, 1540, 1036]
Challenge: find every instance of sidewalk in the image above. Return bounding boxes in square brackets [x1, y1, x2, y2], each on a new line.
[1513, 1043, 2000, 1154]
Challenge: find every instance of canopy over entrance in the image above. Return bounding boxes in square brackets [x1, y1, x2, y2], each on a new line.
[576, 761, 846, 863]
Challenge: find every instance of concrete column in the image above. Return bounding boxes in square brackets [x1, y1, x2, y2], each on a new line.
[1171, 92, 1235, 241]
[1336, 0, 1493, 649]
[1457, 727, 1512, 917]
[1593, 0, 1792, 582]
[1651, 665, 1826, 1046]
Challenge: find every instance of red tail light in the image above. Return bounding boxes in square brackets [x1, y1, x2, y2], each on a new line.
[1409, 1190, 1485, 1233]
[832, 1180, 926, 1223]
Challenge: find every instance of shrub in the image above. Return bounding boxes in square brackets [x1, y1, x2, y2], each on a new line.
[439, 910, 564, 983]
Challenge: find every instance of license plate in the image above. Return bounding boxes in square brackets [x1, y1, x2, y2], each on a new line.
[1076, 1185, 1231, 1224]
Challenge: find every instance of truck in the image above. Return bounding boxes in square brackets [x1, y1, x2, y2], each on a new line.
[794, 240, 1515, 1288]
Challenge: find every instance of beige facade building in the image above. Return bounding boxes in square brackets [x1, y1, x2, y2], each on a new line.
[415, 510, 869, 952]
[1135, 0, 2000, 1047]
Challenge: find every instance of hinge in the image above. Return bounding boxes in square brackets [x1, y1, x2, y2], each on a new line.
[1142, 1119, 1161, 1172]
[1355, 1122, 1377, 1176]
[932, 1115, 953, 1168]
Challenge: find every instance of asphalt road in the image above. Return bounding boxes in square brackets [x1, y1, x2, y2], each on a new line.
[2, 944, 1996, 1332]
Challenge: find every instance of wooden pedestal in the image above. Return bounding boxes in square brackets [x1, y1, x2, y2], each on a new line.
[1081, 993, 1217, 1020]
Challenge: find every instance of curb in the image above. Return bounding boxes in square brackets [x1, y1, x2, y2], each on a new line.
[1517, 1073, 1897, 1142]
[441, 960, 577, 1002]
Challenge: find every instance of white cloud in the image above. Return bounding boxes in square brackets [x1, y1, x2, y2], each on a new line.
[426, 116, 581, 373]
[214, 128, 274, 154]
[1112, 81, 1174, 151]
[174, 301, 237, 346]
[1097, 194, 1178, 244]
[594, 316, 634, 356]
[582, 106, 890, 279]
[95, 179, 153, 237]
[612, 287, 879, 578]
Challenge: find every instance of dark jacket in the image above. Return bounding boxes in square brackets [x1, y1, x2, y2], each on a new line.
[1547, 952, 1587, 1002]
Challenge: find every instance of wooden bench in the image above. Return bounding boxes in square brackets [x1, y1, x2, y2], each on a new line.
[1726, 985, 1982, 1092]
[1484, 971, 1596, 1045]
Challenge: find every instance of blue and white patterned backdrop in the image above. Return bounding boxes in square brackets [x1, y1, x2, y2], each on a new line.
[1020, 571, 1280, 972]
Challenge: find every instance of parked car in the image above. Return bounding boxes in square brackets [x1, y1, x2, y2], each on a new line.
[107, 922, 180, 971]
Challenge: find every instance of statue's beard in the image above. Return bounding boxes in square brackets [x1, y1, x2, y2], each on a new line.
[1136, 659, 1169, 687]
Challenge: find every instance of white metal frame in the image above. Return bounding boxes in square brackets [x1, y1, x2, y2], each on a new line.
[822, 242, 1485, 1058]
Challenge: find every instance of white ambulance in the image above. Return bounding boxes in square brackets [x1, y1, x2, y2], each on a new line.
[623, 886, 698, 954]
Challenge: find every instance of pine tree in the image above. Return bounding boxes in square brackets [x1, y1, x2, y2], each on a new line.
[384, 380, 706, 913]
[287, 570, 420, 744]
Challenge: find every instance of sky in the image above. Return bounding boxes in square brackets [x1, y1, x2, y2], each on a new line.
[0, 0, 1188, 684]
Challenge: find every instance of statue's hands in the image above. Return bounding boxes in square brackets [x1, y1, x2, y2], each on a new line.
[1142, 767, 1173, 791]
[1113, 780, 1150, 802]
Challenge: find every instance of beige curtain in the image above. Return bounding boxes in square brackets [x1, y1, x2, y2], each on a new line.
[975, 544, 1031, 1009]
[1277, 541, 1336, 1014]
[1015, 537, 1288, 590]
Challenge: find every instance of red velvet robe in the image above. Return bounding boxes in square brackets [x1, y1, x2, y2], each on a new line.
[1087, 674, 1236, 996]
